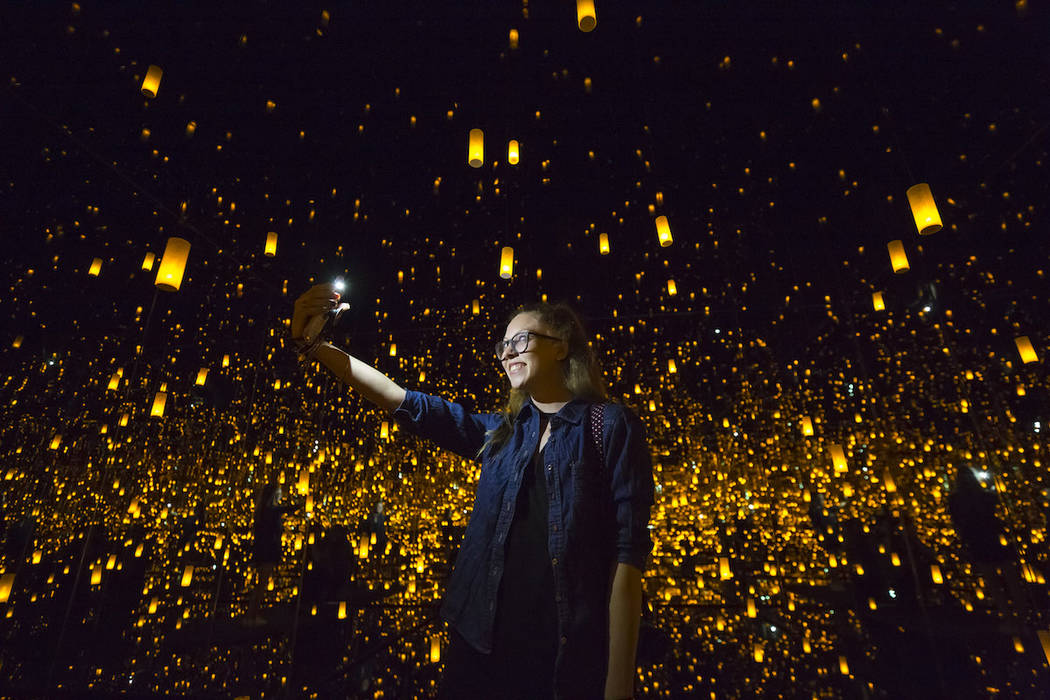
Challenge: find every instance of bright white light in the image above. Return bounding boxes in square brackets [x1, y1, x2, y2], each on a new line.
[333, 277, 346, 292]
[976, 470, 990, 482]
[888, 588, 897, 599]
[923, 305, 931, 313]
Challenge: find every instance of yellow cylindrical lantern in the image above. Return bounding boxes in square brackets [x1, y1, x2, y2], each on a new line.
[180, 565, 193, 587]
[508, 28, 519, 50]
[90, 565, 102, 586]
[872, 291, 885, 311]
[155, 237, 191, 291]
[655, 215, 672, 247]
[829, 443, 847, 472]
[1015, 336, 1038, 364]
[719, 557, 732, 580]
[667, 359, 677, 373]
[746, 597, 757, 618]
[598, 233, 610, 255]
[906, 183, 942, 236]
[222, 354, 230, 368]
[108, 372, 121, 391]
[667, 279, 677, 296]
[508, 139, 520, 165]
[338, 601, 347, 619]
[472, 299, 480, 315]
[839, 655, 850, 675]
[753, 642, 764, 662]
[801, 416, 814, 436]
[89, 258, 102, 276]
[264, 232, 277, 257]
[12, 335, 23, 348]
[298, 470, 309, 496]
[468, 129, 484, 168]
[381, 421, 390, 439]
[141, 252, 155, 271]
[499, 246, 514, 279]
[887, 240, 909, 273]
[930, 564, 943, 584]
[49, 435, 62, 450]
[576, 0, 596, 32]
[151, 391, 167, 417]
[0, 573, 14, 603]
[195, 368, 209, 386]
[430, 634, 441, 663]
[141, 64, 163, 98]
[883, 471, 897, 493]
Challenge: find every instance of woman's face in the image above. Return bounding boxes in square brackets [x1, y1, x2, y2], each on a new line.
[500, 312, 567, 393]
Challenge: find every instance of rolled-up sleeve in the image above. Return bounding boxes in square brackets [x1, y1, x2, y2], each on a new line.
[391, 389, 501, 461]
[606, 406, 656, 571]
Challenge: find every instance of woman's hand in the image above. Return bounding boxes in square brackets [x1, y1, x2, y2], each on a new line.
[292, 283, 341, 341]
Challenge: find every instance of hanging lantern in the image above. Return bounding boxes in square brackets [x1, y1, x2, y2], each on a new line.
[887, 240, 909, 273]
[499, 246, 514, 279]
[49, 435, 62, 450]
[753, 641, 764, 662]
[1038, 631, 1050, 666]
[0, 573, 14, 603]
[829, 443, 847, 472]
[141, 64, 163, 98]
[468, 129, 484, 168]
[155, 237, 191, 291]
[508, 139, 520, 165]
[839, 656, 850, 675]
[89, 258, 102, 276]
[930, 564, 943, 584]
[12, 335, 23, 348]
[120, 413, 130, 427]
[746, 597, 757, 618]
[195, 368, 209, 386]
[508, 28, 519, 50]
[338, 601, 347, 619]
[906, 183, 942, 236]
[90, 565, 102, 586]
[107, 372, 121, 391]
[719, 557, 732, 580]
[430, 634, 441, 663]
[872, 291, 885, 311]
[598, 233, 610, 255]
[141, 252, 155, 271]
[655, 215, 672, 246]
[222, 354, 230, 368]
[150, 391, 167, 418]
[801, 416, 814, 436]
[667, 359, 677, 373]
[472, 299, 480, 315]
[381, 421, 390, 439]
[883, 471, 897, 493]
[1015, 336, 1038, 364]
[180, 565, 193, 587]
[667, 280, 677, 296]
[576, 0, 597, 32]
[298, 470, 309, 496]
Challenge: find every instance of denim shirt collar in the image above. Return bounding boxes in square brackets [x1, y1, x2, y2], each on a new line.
[514, 395, 590, 426]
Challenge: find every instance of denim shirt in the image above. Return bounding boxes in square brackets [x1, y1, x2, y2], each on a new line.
[392, 390, 656, 698]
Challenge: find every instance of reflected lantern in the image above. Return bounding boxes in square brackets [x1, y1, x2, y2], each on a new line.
[1014, 336, 1038, 364]
[141, 64, 163, 98]
[576, 0, 597, 32]
[155, 237, 191, 291]
[151, 391, 167, 417]
[887, 240, 909, 273]
[89, 258, 102, 276]
[430, 634, 441, 663]
[195, 368, 209, 386]
[180, 565, 193, 587]
[468, 129, 484, 168]
[499, 247, 514, 279]
[508, 139, 520, 165]
[265, 232, 278, 257]
[872, 291, 885, 311]
[829, 443, 848, 472]
[655, 215, 672, 246]
[905, 183, 942, 235]
[598, 233, 610, 255]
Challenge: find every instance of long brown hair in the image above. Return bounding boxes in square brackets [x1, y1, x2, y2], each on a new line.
[476, 301, 609, 459]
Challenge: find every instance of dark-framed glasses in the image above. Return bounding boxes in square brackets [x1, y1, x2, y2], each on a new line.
[495, 330, 564, 360]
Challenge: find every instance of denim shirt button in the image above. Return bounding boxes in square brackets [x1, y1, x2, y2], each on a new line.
[551, 557, 558, 566]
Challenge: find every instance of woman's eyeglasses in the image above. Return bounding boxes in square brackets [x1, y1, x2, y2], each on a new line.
[495, 330, 563, 360]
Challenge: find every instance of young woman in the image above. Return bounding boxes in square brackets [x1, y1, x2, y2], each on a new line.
[292, 283, 655, 699]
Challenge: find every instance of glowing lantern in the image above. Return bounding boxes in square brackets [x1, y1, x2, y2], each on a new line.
[306, 494, 314, 514]
[12, 336, 23, 348]
[499, 247, 514, 279]
[839, 656, 850, 675]
[905, 183, 942, 235]
[49, 435, 61, 450]
[746, 597, 757, 617]
[887, 240, 909, 273]
[89, 258, 102, 276]
[667, 280, 677, 296]
[430, 634, 441, 663]
[508, 139, 520, 165]
[753, 642, 764, 662]
[598, 233, 610, 255]
[141, 64, 163, 98]
[667, 359, 677, 373]
[180, 565, 193, 587]
[150, 391, 167, 418]
[213, 535, 223, 550]
[381, 421, 390, 439]
[1014, 336, 1038, 364]
[883, 471, 897, 493]
[829, 443, 847, 472]
[32, 550, 41, 564]
[1038, 630, 1050, 665]
[338, 601, 347, 619]
[576, 0, 596, 32]
[0, 573, 14, 603]
[298, 470, 309, 496]
[655, 215, 672, 247]
[508, 29, 519, 50]
[265, 232, 277, 257]
[148, 597, 159, 614]
[930, 565, 943, 584]
[141, 252, 155, 271]
[719, 557, 732, 580]
[472, 299, 480, 315]
[107, 372, 121, 391]
[801, 417, 814, 436]
[1013, 637, 1024, 653]
[222, 354, 230, 368]
[91, 565, 102, 586]
[155, 237, 191, 291]
[195, 368, 209, 386]
[872, 292, 885, 311]
[120, 413, 129, 427]
[468, 129, 484, 168]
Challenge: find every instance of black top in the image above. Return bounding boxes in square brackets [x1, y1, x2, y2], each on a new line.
[492, 411, 559, 662]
